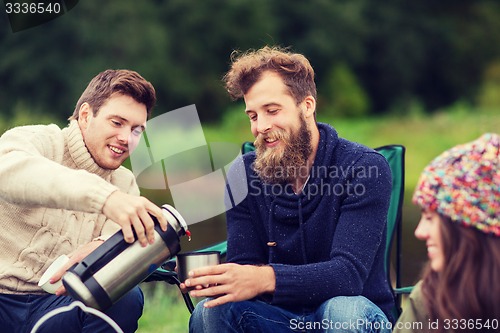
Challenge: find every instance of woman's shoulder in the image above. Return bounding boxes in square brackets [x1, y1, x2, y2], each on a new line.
[393, 281, 430, 333]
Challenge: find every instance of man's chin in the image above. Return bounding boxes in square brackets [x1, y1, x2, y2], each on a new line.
[97, 159, 123, 170]
[258, 146, 285, 161]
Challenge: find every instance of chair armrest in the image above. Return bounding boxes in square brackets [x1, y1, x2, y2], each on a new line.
[394, 286, 414, 295]
[144, 267, 179, 285]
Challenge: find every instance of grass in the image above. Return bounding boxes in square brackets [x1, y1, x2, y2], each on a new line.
[138, 282, 195, 333]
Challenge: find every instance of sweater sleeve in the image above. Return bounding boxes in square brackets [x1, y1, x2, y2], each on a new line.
[270, 152, 392, 306]
[0, 125, 118, 213]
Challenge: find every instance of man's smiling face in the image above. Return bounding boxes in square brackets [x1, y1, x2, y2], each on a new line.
[78, 93, 147, 170]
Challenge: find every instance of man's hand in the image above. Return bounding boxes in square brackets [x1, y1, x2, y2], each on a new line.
[51, 240, 104, 296]
[182, 263, 276, 308]
[102, 191, 168, 246]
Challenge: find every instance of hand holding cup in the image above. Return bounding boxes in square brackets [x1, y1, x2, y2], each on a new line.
[177, 251, 221, 291]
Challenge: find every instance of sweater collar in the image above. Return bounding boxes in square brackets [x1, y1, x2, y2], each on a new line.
[64, 120, 113, 178]
[261, 122, 339, 216]
[312, 122, 339, 174]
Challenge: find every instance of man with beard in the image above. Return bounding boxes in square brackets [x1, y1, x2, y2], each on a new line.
[0, 69, 168, 332]
[185, 46, 395, 332]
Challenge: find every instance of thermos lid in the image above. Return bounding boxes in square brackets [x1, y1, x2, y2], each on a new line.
[162, 204, 189, 236]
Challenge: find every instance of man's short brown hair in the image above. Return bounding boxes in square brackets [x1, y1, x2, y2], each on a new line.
[70, 69, 156, 120]
[223, 46, 316, 105]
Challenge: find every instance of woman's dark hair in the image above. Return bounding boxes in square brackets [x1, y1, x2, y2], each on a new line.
[421, 216, 500, 332]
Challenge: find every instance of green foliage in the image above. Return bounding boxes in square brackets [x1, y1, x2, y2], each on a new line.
[476, 60, 500, 111]
[319, 107, 499, 192]
[387, 97, 426, 119]
[3, 0, 500, 122]
[0, 103, 62, 134]
[321, 63, 370, 118]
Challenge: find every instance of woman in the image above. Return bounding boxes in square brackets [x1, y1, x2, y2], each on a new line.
[395, 133, 500, 333]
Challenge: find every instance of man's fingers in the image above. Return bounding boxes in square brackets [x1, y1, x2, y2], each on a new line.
[138, 209, 156, 244]
[148, 204, 168, 232]
[188, 281, 225, 299]
[55, 285, 67, 297]
[50, 261, 72, 282]
[121, 224, 135, 243]
[189, 263, 230, 277]
[132, 216, 149, 246]
[202, 293, 232, 308]
[103, 192, 167, 245]
[185, 273, 225, 290]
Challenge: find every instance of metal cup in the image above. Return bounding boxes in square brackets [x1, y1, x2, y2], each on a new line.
[176, 251, 221, 284]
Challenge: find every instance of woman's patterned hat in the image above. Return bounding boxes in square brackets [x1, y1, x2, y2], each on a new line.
[413, 133, 500, 236]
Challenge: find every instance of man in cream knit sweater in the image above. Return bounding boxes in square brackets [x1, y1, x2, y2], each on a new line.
[0, 69, 168, 332]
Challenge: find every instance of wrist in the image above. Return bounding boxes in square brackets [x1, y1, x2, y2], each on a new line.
[259, 265, 276, 294]
[92, 235, 110, 243]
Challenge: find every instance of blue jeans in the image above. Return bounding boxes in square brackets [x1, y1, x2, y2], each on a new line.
[0, 287, 143, 333]
[189, 296, 391, 333]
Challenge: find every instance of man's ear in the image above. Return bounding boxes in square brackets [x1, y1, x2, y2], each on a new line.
[78, 103, 92, 130]
[301, 96, 316, 118]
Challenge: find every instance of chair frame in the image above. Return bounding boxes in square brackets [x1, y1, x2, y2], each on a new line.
[374, 144, 406, 318]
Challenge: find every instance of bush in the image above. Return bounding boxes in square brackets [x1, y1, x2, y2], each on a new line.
[0, 103, 63, 135]
[476, 60, 500, 112]
[320, 63, 371, 118]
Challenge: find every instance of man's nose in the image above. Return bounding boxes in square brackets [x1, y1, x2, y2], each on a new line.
[256, 116, 272, 134]
[116, 127, 130, 143]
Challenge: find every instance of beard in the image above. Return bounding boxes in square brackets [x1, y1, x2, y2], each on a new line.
[253, 115, 312, 185]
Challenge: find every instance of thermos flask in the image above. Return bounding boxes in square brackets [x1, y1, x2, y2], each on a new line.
[62, 204, 190, 311]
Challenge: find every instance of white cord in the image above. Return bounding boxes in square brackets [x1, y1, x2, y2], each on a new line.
[30, 301, 123, 333]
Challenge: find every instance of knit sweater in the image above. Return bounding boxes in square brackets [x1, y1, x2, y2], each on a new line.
[0, 120, 139, 294]
[225, 123, 395, 320]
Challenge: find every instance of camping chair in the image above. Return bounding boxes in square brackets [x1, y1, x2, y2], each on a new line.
[146, 142, 409, 318]
[374, 144, 408, 319]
